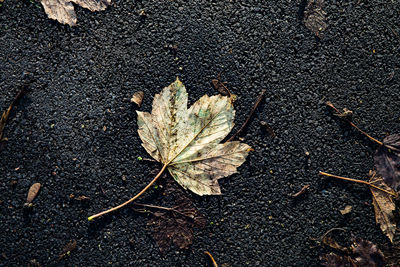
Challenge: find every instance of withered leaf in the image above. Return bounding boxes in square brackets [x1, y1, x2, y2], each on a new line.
[320, 253, 355, 267]
[148, 183, 206, 252]
[374, 134, 400, 192]
[304, 0, 327, 37]
[40, 0, 111, 26]
[137, 78, 251, 195]
[369, 171, 397, 243]
[130, 91, 144, 107]
[26, 183, 41, 204]
[351, 238, 385, 267]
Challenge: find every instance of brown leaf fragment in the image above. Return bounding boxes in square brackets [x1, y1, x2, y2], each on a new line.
[291, 184, 309, 198]
[28, 259, 42, 267]
[320, 253, 355, 267]
[211, 73, 231, 97]
[374, 134, 400, 192]
[339, 205, 352, 215]
[130, 91, 144, 107]
[351, 238, 385, 267]
[368, 171, 397, 243]
[26, 183, 41, 204]
[260, 121, 275, 137]
[40, 0, 111, 26]
[74, 195, 90, 201]
[304, 0, 327, 37]
[58, 239, 77, 260]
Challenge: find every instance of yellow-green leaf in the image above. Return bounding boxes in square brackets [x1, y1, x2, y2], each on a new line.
[137, 78, 251, 195]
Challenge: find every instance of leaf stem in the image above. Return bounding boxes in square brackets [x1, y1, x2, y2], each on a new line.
[326, 102, 383, 146]
[88, 164, 168, 221]
[319, 171, 397, 196]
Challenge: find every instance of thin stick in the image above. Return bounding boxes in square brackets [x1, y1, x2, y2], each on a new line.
[204, 251, 218, 267]
[227, 89, 266, 142]
[88, 164, 168, 221]
[133, 202, 192, 218]
[319, 171, 397, 196]
[326, 102, 383, 146]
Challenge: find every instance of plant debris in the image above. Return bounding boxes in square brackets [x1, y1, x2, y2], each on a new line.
[320, 171, 398, 242]
[291, 184, 310, 198]
[130, 91, 144, 107]
[40, 0, 112, 26]
[227, 89, 266, 142]
[304, 0, 327, 37]
[369, 171, 397, 243]
[260, 120, 275, 137]
[146, 182, 206, 252]
[211, 73, 235, 101]
[89, 78, 252, 220]
[204, 251, 218, 267]
[374, 134, 400, 192]
[0, 87, 29, 142]
[339, 205, 352, 215]
[320, 237, 385, 267]
[24, 183, 41, 208]
[326, 102, 382, 145]
[58, 239, 77, 260]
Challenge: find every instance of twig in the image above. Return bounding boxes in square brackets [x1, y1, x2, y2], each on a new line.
[227, 89, 266, 142]
[0, 87, 29, 141]
[88, 164, 168, 220]
[204, 251, 218, 267]
[319, 171, 397, 197]
[133, 202, 191, 219]
[326, 102, 383, 146]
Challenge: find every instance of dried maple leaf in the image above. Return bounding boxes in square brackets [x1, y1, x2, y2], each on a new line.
[137, 78, 251, 195]
[88, 78, 251, 220]
[40, 0, 111, 26]
[368, 171, 397, 243]
[374, 134, 400, 192]
[304, 0, 327, 37]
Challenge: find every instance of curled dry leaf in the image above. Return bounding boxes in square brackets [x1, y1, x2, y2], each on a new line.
[374, 134, 400, 192]
[304, 0, 327, 37]
[26, 183, 41, 204]
[40, 0, 111, 26]
[137, 78, 251, 195]
[130, 91, 144, 107]
[368, 171, 397, 243]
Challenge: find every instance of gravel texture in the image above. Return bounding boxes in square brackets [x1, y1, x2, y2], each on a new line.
[0, 0, 400, 266]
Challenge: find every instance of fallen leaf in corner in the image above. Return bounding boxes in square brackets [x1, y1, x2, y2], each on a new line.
[137, 78, 251, 195]
[40, 0, 111, 26]
[374, 134, 400, 192]
[369, 171, 397, 243]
